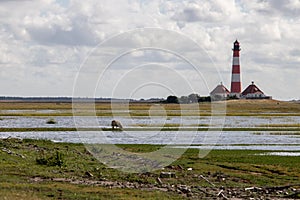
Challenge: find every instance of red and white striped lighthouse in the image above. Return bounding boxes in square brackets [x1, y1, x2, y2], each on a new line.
[230, 40, 242, 98]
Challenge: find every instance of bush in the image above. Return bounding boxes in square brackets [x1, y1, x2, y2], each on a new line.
[198, 96, 211, 102]
[36, 151, 64, 167]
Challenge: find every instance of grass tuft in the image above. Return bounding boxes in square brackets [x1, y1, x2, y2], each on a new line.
[46, 118, 57, 124]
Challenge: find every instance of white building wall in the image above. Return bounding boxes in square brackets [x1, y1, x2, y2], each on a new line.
[244, 93, 266, 98]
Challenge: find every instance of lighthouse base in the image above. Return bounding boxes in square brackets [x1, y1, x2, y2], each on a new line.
[229, 93, 241, 99]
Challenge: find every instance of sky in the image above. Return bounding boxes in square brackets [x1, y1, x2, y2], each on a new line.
[0, 0, 299, 100]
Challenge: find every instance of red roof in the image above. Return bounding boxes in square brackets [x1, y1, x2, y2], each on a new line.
[210, 84, 230, 95]
[242, 82, 264, 95]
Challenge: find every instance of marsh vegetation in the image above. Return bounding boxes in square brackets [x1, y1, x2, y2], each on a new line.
[0, 138, 299, 199]
[0, 100, 299, 199]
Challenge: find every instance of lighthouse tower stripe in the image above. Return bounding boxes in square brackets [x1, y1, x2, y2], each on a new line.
[231, 82, 241, 93]
[233, 51, 239, 57]
[233, 57, 239, 65]
[232, 65, 240, 73]
[231, 74, 240, 82]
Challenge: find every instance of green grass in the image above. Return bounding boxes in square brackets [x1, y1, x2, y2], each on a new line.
[0, 182, 182, 200]
[258, 123, 300, 127]
[0, 138, 299, 199]
[0, 139, 184, 199]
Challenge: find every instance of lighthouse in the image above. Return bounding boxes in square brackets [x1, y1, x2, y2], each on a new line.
[229, 40, 242, 98]
[210, 40, 272, 100]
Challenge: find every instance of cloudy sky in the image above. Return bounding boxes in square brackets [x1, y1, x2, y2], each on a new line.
[0, 0, 299, 100]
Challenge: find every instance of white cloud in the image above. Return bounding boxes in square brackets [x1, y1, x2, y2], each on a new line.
[0, 0, 299, 100]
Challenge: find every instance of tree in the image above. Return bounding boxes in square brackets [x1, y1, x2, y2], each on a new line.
[188, 93, 200, 103]
[179, 96, 189, 104]
[166, 95, 179, 104]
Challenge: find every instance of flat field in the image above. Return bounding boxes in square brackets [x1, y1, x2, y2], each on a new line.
[0, 100, 299, 199]
[0, 99, 299, 116]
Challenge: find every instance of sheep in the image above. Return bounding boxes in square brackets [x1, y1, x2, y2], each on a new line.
[111, 120, 123, 130]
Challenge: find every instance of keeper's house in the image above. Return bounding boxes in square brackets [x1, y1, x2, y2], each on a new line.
[241, 81, 271, 99]
[210, 83, 230, 100]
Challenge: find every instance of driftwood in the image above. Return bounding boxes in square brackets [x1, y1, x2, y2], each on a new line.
[199, 175, 215, 187]
[156, 177, 163, 185]
[285, 190, 300, 198]
[217, 189, 228, 200]
[1, 147, 13, 154]
[1, 147, 25, 158]
[245, 186, 262, 191]
[265, 184, 300, 191]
